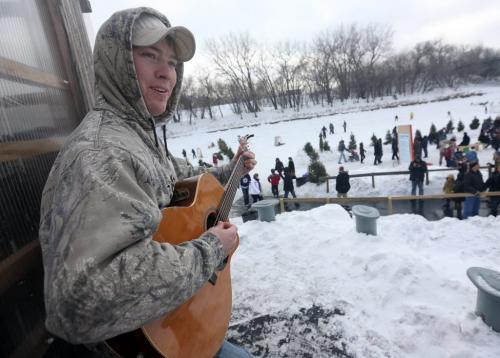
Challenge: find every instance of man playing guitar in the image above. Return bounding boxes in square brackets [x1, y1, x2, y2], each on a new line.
[39, 7, 256, 358]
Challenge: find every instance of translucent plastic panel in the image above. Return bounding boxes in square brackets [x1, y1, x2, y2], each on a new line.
[0, 0, 80, 260]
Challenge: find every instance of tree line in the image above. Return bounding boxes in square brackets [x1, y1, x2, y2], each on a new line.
[173, 23, 500, 122]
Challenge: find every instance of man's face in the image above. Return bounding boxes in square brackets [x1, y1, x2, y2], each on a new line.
[133, 39, 178, 116]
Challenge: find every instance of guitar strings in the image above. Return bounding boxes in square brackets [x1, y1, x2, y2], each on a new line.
[218, 158, 244, 221]
[216, 155, 245, 223]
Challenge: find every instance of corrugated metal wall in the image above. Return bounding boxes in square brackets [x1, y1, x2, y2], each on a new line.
[0, 0, 84, 356]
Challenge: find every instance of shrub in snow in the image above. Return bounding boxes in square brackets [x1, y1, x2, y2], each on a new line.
[384, 130, 392, 145]
[303, 142, 328, 183]
[308, 161, 328, 184]
[217, 138, 234, 160]
[348, 133, 357, 150]
[428, 123, 437, 143]
[446, 119, 455, 133]
[469, 117, 480, 130]
[304, 142, 319, 161]
[457, 120, 464, 132]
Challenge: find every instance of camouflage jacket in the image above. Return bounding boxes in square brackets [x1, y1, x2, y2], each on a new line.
[39, 7, 234, 344]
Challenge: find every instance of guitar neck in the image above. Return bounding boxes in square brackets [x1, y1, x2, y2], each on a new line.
[216, 156, 245, 221]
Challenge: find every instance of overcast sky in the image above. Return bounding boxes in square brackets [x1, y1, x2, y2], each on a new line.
[88, 0, 500, 72]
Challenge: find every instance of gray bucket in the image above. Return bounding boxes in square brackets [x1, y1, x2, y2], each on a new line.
[351, 205, 380, 235]
[252, 199, 279, 222]
[467, 267, 500, 332]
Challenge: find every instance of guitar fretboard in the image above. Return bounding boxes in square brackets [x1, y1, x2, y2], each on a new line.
[216, 155, 246, 221]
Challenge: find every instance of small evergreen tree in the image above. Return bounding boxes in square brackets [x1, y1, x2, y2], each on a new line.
[470, 117, 480, 130]
[217, 138, 235, 160]
[348, 133, 357, 150]
[428, 123, 437, 143]
[304, 142, 319, 161]
[384, 130, 392, 145]
[217, 138, 229, 155]
[457, 120, 464, 132]
[319, 135, 324, 152]
[370, 133, 377, 146]
[308, 161, 328, 184]
[304, 142, 328, 184]
[446, 119, 454, 134]
[323, 140, 331, 151]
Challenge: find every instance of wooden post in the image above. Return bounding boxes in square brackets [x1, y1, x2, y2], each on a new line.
[279, 198, 284, 213]
[425, 171, 429, 185]
[372, 174, 375, 188]
[387, 196, 393, 214]
[326, 178, 329, 193]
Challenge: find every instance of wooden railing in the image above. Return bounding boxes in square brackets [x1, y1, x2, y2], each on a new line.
[322, 166, 492, 193]
[278, 191, 500, 214]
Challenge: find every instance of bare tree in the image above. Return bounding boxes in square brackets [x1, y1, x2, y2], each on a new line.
[255, 49, 279, 110]
[206, 33, 260, 116]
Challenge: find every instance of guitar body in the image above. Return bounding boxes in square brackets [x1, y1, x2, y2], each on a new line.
[106, 173, 235, 358]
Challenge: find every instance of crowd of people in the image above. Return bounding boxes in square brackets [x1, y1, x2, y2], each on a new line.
[239, 156, 300, 210]
[238, 114, 500, 218]
[329, 113, 500, 217]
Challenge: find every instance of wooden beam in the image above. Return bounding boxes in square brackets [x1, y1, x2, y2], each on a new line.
[0, 240, 42, 295]
[323, 166, 491, 192]
[280, 191, 500, 208]
[0, 91, 65, 108]
[0, 136, 66, 162]
[0, 56, 68, 89]
[48, 0, 94, 116]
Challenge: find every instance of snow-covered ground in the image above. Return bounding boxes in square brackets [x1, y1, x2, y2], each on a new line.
[229, 205, 500, 357]
[165, 84, 500, 357]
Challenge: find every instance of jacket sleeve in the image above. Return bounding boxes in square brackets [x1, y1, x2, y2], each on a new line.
[172, 155, 236, 185]
[41, 148, 226, 344]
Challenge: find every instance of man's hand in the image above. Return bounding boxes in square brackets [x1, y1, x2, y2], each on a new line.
[208, 221, 238, 256]
[233, 141, 257, 175]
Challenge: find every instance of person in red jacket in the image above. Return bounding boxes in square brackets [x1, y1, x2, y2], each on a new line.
[268, 169, 281, 198]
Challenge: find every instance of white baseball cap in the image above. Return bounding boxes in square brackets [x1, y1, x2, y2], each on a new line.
[132, 14, 196, 62]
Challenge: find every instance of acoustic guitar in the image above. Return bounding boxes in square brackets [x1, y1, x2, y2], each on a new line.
[105, 135, 252, 358]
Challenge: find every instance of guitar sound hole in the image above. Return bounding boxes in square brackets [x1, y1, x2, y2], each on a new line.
[206, 212, 217, 229]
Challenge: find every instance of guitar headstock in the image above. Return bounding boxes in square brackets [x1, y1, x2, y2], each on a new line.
[238, 134, 254, 152]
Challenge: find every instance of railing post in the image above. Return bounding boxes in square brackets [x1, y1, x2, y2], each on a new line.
[279, 198, 284, 213]
[387, 196, 393, 214]
[425, 171, 429, 185]
[372, 174, 375, 188]
[326, 178, 329, 193]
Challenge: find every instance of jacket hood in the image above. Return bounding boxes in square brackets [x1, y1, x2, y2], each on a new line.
[93, 7, 185, 128]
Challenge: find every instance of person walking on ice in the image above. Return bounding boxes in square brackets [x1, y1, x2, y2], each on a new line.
[268, 169, 281, 198]
[338, 139, 347, 164]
